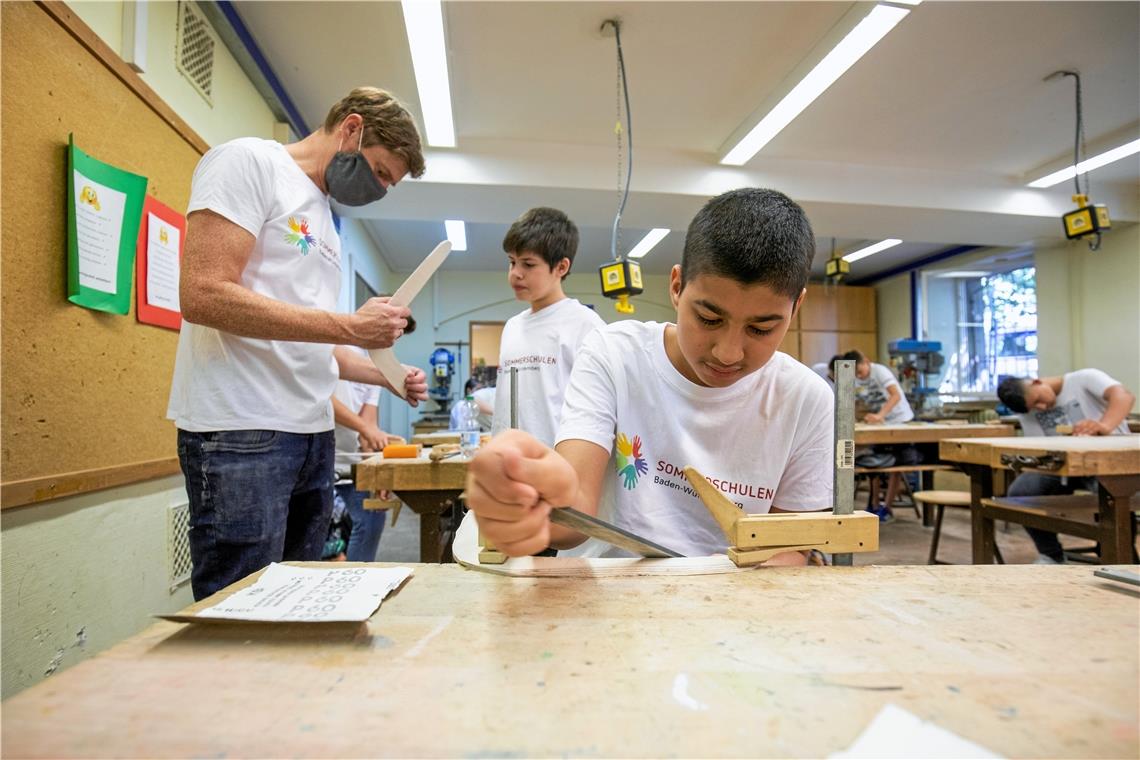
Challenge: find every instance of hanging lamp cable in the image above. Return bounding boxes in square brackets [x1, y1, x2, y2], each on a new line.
[1047, 69, 1100, 250]
[603, 19, 633, 261]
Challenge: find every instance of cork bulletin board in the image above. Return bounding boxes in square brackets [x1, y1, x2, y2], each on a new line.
[1, 2, 211, 508]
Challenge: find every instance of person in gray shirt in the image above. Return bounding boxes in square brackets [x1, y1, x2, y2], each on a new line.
[997, 368, 1135, 563]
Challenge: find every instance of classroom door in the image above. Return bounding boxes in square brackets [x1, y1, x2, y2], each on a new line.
[469, 321, 504, 387]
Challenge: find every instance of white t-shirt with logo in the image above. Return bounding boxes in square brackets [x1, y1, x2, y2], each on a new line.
[491, 298, 605, 445]
[168, 138, 343, 433]
[333, 378, 381, 478]
[555, 321, 835, 558]
[855, 362, 913, 424]
[1018, 369, 1130, 436]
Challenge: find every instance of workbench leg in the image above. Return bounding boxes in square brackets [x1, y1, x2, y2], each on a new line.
[395, 491, 462, 564]
[1096, 475, 1140, 564]
[967, 465, 996, 564]
[921, 470, 935, 527]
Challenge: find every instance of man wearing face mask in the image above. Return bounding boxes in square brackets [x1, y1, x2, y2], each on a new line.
[169, 87, 429, 600]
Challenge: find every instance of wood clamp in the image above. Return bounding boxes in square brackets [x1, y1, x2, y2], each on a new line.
[681, 466, 879, 566]
[1001, 451, 1065, 474]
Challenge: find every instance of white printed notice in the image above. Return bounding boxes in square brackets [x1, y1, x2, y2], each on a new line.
[190, 564, 413, 623]
[72, 169, 128, 294]
[145, 212, 181, 310]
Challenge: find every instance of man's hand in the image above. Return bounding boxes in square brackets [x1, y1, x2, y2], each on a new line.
[1073, 419, 1112, 436]
[358, 425, 391, 452]
[863, 412, 885, 425]
[348, 297, 410, 349]
[465, 430, 579, 557]
[403, 366, 428, 407]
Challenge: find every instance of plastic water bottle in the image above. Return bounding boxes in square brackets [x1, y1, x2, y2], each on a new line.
[456, 395, 481, 457]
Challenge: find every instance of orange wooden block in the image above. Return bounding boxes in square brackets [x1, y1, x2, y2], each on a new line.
[382, 443, 422, 459]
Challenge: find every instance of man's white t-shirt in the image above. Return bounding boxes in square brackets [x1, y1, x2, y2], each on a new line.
[556, 321, 835, 558]
[855, 362, 913, 424]
[492, 298, 605, 445]
[333, 378, 381, 478]
[1018, 369, 1130, 436]
[168, 138, 342, 433]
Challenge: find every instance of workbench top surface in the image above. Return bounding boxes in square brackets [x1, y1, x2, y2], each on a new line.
[940, 434, 1140, 475]
[3, 563, 1137, 758]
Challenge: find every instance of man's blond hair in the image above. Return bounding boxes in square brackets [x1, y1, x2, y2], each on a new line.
[323, 87, 425, 178]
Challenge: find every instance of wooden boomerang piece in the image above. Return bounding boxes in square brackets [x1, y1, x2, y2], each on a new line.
[368, 240, 452, 397]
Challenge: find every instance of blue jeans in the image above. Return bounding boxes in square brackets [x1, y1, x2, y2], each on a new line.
[178, 429, 335, 600]
[1007, 472, 1096, 562]
[336, 482, 387, 562]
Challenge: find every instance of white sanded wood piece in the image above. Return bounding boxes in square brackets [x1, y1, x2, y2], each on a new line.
[452, 512, 749, 577]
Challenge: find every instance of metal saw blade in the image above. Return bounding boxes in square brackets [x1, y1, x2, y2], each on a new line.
[550, 507, 684, 559]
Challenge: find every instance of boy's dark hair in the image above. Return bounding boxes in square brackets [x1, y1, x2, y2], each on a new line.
[843, 350, 866, 364]
[502, 207, 579, 280]
[464, 379, 479, 396]
[680, 188, 814, 299]
[828, 354, 843, 375]
[404, 314, 417, 335]
[997, 376, 1029, 413]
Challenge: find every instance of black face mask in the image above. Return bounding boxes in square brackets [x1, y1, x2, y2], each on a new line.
[325, 128, 387, 206]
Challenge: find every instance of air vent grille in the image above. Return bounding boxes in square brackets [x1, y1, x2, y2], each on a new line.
[168, 502, 193, 592]
[176, 1, 215, 105]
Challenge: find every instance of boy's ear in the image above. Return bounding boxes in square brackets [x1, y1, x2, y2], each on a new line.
[668, 265, 683, 307]
[791, 287, 806, 317]
[554, 257, 571, 278]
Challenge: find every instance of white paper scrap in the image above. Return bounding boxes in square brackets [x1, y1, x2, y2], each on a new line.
[830, 703, 1003, 759]
[195, 563, 413, 623]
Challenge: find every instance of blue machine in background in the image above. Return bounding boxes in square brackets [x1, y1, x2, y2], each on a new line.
[888, 339, 944, 414]
[429, 347, 455, 414]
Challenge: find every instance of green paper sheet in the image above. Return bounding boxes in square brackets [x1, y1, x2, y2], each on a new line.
[67, 134, 148, 314]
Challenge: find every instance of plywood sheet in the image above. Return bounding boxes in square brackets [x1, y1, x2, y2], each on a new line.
[2, 562, 1136, 758]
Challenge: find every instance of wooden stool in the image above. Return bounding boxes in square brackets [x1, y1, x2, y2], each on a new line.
[914, 490, 1003, 565]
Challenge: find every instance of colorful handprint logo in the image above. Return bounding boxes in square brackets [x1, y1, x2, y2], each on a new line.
[615, 432, 648, 490]
[284, 216, 316, 255]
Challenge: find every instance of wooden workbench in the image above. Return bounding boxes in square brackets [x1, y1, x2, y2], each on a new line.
[3, 563, 1137, 758]
[410, 430, 462, 446]
[854, 421, 1014, 445]
[355, 454, 468, 563]
[940, 435, 1140, 564]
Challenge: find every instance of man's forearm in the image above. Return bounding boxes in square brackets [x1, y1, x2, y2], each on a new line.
[334, 346, 394, 389]
[1101, 387, 1136, 430]
[183, 280, 358, 345]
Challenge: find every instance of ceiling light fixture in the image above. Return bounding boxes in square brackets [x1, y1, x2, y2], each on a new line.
[444, 219, 466, 251]
[720, 4, 910, 165]
[627, 228, 670, 259]
[1026, 138, 1140, 188]
[933, 270, 991, 278]
[843, 238, 902, 263]
[401, 0, 456, 147]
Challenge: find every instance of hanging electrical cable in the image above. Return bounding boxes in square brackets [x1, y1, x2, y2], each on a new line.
[1047, 69, 1111, 251]
[597, 18, 644, 314]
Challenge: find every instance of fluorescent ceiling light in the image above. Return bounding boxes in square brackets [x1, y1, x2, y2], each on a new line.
[721, 4, 909, 165]
[933, 270, 990, 278]
[843, 238, 902, 263]
[628, 228, 670, 259]
[1027, 138, 1140, 188]
[401, 0, 456, 147]
[444, 219, 466, 251]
